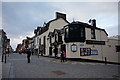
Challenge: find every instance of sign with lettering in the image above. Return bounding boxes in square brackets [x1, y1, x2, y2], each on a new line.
[80, 44, 84, 46]
[91, 49, 98, 55]
[80, 48, 91, 56]
[86, 40, 105, 45]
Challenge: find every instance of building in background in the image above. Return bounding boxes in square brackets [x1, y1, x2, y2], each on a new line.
[0, 29, 13, 57]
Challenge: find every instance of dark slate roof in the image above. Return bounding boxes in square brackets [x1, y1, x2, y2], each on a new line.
[65, 21, 108, 36]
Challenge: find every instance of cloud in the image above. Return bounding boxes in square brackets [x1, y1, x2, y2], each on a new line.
[2, 2, 118, 50]
[2, 0, 120, 2]
[10, 31, 34, 49]
[0, 1, 2, 29]
[49, 2, 118, 28]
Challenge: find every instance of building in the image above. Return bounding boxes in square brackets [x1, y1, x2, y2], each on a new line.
[0, 29, 13, 56]
[16, 44, 22, 53]
[34, 12, 69, 56]
[33, 12, 119, 63]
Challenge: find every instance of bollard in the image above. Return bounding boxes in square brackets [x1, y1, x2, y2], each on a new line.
[105, 57, 107, 65]
[5, 53, 6, 63]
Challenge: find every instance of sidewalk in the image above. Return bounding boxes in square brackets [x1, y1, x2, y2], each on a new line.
[0, 55, 2, 79]
[1, 53, 120, 79]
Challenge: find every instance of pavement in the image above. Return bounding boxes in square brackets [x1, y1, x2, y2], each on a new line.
[1, 53, 120, 79]
[0, 55, 2, 79]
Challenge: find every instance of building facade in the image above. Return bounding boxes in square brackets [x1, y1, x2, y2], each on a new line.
[33, 12, 120, 63]
[0, 29, 13, 56]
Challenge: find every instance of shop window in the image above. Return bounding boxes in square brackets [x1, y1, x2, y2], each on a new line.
[116, 45, 120, 52]
[80, 48, 91, 56]
[71, 44, 77, 52]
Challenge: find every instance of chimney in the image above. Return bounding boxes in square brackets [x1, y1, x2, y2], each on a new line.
[92, 19, 96, 27]
[56, 12, 66, 20]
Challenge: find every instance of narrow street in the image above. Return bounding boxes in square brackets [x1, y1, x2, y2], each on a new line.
[2, 53, 120, 79]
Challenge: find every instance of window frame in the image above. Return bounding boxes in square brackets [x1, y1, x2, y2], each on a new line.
[71, 44, 77, 52]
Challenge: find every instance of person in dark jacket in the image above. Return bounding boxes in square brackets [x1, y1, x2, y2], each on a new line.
[60, 51, 64, 62]
[26, 48, 31, 63]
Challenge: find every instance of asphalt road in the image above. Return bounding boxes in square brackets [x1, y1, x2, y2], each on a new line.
[2, 53, 120, 79]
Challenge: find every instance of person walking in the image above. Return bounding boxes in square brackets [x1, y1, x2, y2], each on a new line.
[60, 51, 64, 62]
[26, 48, 31, 63]
[63, 51, 67, 62]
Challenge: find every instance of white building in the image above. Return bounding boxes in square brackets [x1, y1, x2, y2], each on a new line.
[34, 12, 120, 63]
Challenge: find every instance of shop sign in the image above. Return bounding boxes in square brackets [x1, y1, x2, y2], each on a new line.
[86, 40, 105, 45]
[91, 49, 98, 55]
[80, 48, 91, 56]
[80, 44, 84, 46]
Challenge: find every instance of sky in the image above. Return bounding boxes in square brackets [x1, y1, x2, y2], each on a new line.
[0, 0, 119, 50]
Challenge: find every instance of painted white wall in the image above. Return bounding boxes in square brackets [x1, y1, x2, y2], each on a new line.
[85, 28, 107, 41]
[36, 18, 68, 56]
[103, 39, 119, 63]
[65, 27, 119, 63]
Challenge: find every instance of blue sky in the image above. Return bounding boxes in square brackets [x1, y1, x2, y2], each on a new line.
[1, 1, 119, 50]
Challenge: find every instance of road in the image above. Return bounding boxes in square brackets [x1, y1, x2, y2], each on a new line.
[2, 53, 120, 79]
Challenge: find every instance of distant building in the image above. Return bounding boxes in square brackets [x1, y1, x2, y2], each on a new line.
[0, 29, 13, 56]
[33, 12, 119, 63]
[16, 44, 22, 53]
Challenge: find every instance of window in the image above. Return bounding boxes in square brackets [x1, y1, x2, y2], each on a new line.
[80, 48, 91, 56]
[50, 36, 51, 43]
[39, 38, 41, 45]
[64, 25, 85, 42]
[71, 44, 77, 52]
[65, 28, 69, 38]
[58, 34, 62, 43]
[81, 28, 84, 37]
[55, 34, 57, 42]
[91, 29, 96, 39]
[116, 45, 120, 52]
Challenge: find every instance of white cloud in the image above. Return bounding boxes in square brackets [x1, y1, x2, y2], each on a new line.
[2, 2, 118, 50]
[0, 1, 2, 29]
[49, 2, 118, 27]
[105, 24, 118, 29]
[10, 31, 34, 50]
[2, 0, 120, 2]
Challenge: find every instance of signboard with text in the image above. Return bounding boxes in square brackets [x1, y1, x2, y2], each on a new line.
[91, 49, 98, 55]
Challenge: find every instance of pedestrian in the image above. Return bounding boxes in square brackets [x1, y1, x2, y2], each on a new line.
[60, 51, 64, 62]
[26, 48, 31, 63]
[63, 51, 67, 62]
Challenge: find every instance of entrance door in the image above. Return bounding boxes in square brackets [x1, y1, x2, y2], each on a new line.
[49, 47, 52, 56]
[61, 44, 66, 52]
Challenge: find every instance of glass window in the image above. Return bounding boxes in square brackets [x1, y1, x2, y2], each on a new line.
[71, 44, 77, 52]
[65, 28, 69, 38]
[81, 28, 84, 37]
[91, 29, 96, 39]
[80, 48, 91, 56]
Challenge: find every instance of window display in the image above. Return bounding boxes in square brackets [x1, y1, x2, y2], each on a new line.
[80, 48, 91, 56]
